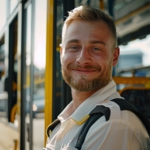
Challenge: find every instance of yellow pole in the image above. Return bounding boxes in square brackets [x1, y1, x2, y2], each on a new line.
[44, 0, 54, 146]
[99, 0, 105, 10]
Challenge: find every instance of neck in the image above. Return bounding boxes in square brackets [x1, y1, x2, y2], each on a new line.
[71, 88, 99, 110]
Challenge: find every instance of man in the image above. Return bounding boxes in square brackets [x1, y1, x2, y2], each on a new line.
[46, 6, 149, 150]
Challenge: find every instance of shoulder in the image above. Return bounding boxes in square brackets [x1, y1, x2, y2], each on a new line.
[83, 115, 148, 150]
[82, 117, 148, 150]
[89, 99, 149, 141]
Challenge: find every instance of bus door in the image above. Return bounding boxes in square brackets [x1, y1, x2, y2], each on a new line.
[6, 16, 18, 123]
[0, 7, 19, 150]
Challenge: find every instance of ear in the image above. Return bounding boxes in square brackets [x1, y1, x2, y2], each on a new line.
[59, 43, 62, 55]
[112, 47, 120, 66]
[59, 44, 63, 64]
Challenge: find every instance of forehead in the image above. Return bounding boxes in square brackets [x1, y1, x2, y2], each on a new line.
[64, 20, 114, 46]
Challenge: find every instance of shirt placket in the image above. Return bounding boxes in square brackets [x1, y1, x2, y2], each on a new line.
[55, 119, 75, 149]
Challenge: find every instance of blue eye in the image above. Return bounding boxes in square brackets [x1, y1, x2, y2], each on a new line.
[93, 47, 100, 51]
[71, 46, 77, 49]
[69, 46, 79, 51]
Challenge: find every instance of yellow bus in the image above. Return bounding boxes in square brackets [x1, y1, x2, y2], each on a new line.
[0, 0, 150, 150]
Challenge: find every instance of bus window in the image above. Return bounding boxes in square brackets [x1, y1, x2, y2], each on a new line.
[0, 0, 6, 32]
[0, 36, 5, 80]
[0, 36, 7, 120]
[6, 16, 18, 122]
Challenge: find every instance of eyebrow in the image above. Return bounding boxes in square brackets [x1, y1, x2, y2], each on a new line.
[66, 39, 106, 46]
[66, 39, 80, 45]
[89, 40, 106, 46]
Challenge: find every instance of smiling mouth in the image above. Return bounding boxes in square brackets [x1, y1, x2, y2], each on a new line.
[72, 69, 97, 74]
[68, 64, 101, 73]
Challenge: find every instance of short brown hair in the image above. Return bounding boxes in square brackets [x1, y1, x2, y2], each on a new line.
[61, 6, 117, 48]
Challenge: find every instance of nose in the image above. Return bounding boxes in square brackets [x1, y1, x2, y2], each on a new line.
[76, 47, 91, 65]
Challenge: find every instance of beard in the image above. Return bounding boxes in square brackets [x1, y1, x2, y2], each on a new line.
[61, 63, 112, 92]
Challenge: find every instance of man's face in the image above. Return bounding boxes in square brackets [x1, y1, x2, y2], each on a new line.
[60, 20, 119, 92]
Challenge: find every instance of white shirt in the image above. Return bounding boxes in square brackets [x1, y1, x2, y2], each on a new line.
[46, 80, 149, 150]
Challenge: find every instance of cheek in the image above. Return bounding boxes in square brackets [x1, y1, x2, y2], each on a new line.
[98, 57, 112, 71]
[61, 53, 74, 67]
[94, 55, 109, 65]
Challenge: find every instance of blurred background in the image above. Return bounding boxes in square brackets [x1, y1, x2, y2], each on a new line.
[0, 0, 150, 150]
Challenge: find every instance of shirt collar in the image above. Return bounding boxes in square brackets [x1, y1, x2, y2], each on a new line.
[58, 80, 120, 124]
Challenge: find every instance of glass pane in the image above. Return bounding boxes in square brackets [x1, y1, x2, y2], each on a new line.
[0, 37, 7, 121]
[118, 34, 150, 77]
[24, 0, 47, 149]
[10, 0, 18, 13]
[54, 0, 64, 117]
[33, 0, 47, 149]
[25, 4, 32, 150]
[0, 38, 5, 77]
[0, 0, 6, 32]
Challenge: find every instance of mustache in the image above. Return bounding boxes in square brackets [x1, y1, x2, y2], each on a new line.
[67, 64, 101, 71]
